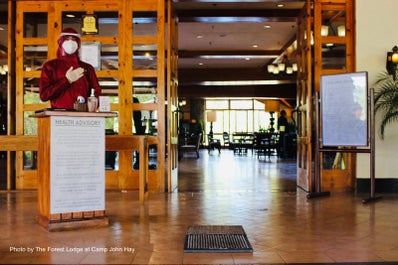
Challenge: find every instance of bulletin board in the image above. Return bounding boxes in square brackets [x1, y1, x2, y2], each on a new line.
[80, 42, 101, 70]
[320, 72, 369, 147]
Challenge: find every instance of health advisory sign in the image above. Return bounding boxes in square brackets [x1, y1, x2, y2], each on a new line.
[50, 116, 105, 214]
[321, 72, 369, 147]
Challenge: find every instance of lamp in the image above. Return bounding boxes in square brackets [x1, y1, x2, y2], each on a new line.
[386, 46, 398, 78]
[179, 99, 186, 107]
[207, 111, 217, 138]
[337, 25, 346, 37]
[0, 64, 7, 75]
[321, 25, 329, 36]
[267, 55, 297, 75]
[278, 62, 285, 72]
[267, 64, 275, 73]
[265, 100, 280, 133]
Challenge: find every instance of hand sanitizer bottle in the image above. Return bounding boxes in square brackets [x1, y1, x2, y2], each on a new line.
[87, 88, 98, 112]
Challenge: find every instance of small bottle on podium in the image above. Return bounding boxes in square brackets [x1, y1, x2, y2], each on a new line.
[87, 88, 98, 112]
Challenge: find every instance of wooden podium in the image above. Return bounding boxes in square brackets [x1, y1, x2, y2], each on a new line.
[33, 110, 117, 231]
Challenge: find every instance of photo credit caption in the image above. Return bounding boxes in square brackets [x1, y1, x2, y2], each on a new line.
[9, 246, 135, 253]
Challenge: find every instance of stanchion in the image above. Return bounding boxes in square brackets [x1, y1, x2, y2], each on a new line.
[307, 92, 330, 199]
[362, 88, 382, 203]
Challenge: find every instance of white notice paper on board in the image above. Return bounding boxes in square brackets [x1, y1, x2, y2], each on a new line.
[321, 72, 368, 147]
[50, 116, 105, 214]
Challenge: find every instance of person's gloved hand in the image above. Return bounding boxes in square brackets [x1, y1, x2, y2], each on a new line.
[65, 67, 84, 83]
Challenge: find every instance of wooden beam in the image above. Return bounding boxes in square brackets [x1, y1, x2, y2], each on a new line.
[178, 83, 296, 100]
[0, 135, 158, 152]
[176, 9, 301, 23]
[179, 50, 281, 58]
[0, 136, 38, 151]
[179, 67, 296, 82]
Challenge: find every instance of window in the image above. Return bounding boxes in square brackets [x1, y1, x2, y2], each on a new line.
[205, 99, 271, 141]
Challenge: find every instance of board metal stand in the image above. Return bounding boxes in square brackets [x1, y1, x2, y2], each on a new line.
[307, 92, 330, 199]
[362, 89, 382, 203]
[308, 89, 381, 203]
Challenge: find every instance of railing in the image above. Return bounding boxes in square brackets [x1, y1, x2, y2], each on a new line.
[0, 135, 150, 203]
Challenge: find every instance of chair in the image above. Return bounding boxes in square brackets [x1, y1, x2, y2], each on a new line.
[257, 133, 279, 160]
[231, 132, 253, 155]
[222, 132, 230, 147]
[178, 133, 202, 160]
[208, 134, 221, 154]
[252, 132, 263, 156]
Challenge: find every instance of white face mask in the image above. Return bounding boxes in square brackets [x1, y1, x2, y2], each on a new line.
[62, 40, 78, 55]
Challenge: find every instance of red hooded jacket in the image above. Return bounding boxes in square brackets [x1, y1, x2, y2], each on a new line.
[39, 29, 101, 109]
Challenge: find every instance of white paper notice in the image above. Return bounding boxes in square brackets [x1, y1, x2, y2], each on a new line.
[321, 72, 368, 147]
[50, 116, 105, 214]
[99, 96, 111, 112]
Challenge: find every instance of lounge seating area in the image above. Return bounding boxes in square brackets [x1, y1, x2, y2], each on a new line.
[222, 131, 296, 159]
[177, 130, 296, 160]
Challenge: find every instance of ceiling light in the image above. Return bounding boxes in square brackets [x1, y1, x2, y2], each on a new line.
[196, 35, 203, 39]
[195, 17, 273, 23]
[66, 14, 75, 18]
[286, 67, 293, 75]
[311, 31, 314, 45]
[276, 4, 285, 8]
[337, 25, 346, 37]
[201, 80, 294, 86]
[264, 25, 271, 29]
[252, 44, 258, 48]
[321, 25, 329, 36]
[267, 55, 297, 75]
[0, 65, 7, 75]
[199, 55, 277, 59]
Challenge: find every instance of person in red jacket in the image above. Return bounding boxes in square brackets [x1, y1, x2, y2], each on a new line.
[39, 28, 101, 109]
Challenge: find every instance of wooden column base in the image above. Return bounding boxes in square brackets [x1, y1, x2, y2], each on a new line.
[36, 213, 109, 232]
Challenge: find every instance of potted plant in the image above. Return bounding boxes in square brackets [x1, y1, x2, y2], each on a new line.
[373, 68, 398, 139]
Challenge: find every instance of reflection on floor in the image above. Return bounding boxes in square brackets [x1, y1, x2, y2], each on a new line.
[1, 149, 398, 264]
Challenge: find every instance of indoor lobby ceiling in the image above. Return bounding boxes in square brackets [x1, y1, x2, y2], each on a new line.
[174, 0, 304, 105]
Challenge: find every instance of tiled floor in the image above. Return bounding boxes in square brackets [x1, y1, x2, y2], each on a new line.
[1, 149, 398, 264]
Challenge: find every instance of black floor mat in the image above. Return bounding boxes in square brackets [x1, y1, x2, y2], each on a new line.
[184, 225, 253, 253]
